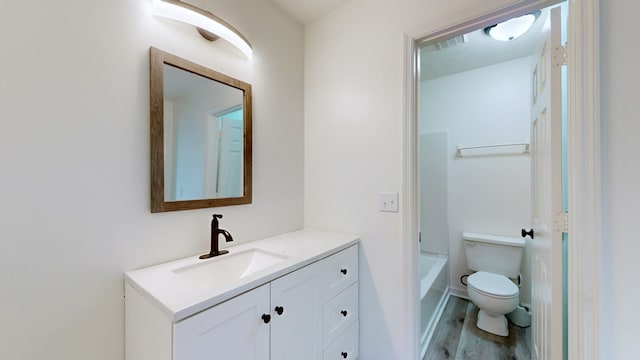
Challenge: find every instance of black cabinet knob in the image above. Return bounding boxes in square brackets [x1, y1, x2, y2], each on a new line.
[261, 314, 271, 324]
[341, 352, 348, 359]
[340, 268, 348, 275]
[275, 306, 284, 315]
[521, 228, 534, 239]
[341, 310, 348, 317]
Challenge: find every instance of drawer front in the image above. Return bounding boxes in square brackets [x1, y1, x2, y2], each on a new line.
[323, 321, 359, 360]
[323, 282, 358, 347]
[323, 244, 358, 300]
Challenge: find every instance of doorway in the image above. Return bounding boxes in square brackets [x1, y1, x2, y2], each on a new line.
[404, 0, 601, 359]
[415, 2, 567, 358]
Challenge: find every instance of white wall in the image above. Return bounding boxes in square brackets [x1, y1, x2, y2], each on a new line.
[0, 1, 304, 359]
[600, 1, 640, 357]
[420, 57, 532, 304]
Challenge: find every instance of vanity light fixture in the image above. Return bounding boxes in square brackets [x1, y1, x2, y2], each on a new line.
[152, 0, 253, 59]
[484, 11, 541, 41]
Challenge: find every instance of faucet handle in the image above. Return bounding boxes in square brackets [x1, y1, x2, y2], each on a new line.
[212, 214, 223, 227]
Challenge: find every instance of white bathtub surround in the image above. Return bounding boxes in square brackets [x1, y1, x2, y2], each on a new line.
[419, 252, 449, 357]
[419, 132, 451, 355]
[419, 253, 448, 300]
[419, 132, 449, 256]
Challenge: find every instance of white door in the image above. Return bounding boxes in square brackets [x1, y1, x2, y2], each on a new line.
[270, 263, 323, 360]
[530, 7, 563, 360]
[173, 284, 270, 360]
[218, 117, 243, 197]
[203, 113, 221, 198]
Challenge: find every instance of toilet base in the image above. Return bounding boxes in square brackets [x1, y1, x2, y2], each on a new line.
[476, 309, 509, 336]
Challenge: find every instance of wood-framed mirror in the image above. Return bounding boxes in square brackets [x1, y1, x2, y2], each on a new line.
[150, 47, 252, 212]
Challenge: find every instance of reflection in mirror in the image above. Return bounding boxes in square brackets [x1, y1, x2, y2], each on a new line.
[163, 64, 244, 201]
[150, 47, 252, 212]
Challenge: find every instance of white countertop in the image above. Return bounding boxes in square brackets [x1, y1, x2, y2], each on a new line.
[124, 228, 359, 322]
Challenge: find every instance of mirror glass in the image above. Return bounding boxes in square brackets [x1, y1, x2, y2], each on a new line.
[150, 47, 252, 212]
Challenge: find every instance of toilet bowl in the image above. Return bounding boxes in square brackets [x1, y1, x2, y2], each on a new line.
[467, 271, 519, 336]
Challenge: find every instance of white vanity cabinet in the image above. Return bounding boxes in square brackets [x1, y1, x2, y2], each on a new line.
[125, 239, 359, 360]
[174, 262, 321, 360]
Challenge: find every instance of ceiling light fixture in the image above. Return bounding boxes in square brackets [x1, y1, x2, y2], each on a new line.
[152, 0, 253, 59]
[484, 11, 541, 42]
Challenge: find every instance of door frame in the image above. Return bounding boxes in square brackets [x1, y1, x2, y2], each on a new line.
[401, 0, 601, 359]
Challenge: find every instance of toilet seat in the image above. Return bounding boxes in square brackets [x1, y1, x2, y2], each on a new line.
[468, 271, 518, 298]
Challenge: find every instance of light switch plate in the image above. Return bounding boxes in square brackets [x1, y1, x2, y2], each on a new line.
[379, 192, 399, 212]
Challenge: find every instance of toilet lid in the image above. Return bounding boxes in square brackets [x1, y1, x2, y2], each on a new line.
[468, 271, 519, 297]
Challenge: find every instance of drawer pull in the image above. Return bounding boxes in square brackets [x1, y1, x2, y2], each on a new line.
[275, 306, 284, 316]
[340, 268, 348, 275]
[341, 351, 348, 359]
[341, 310, 348, 317]
[261, 314, 271, 324]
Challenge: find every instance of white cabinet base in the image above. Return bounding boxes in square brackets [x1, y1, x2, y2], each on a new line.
[126, 243, 359, 360]
[125, 283, 172, 360]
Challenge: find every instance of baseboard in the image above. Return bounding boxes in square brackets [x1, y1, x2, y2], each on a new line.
[449, 285, 469, 300]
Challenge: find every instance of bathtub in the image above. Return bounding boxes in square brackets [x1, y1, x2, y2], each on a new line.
[419, 252, 449, 357]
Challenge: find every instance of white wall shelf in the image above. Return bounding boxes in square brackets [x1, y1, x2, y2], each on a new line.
[455, 142, 530, 157]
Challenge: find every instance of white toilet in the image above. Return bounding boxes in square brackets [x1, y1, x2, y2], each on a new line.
[463, 232, 525, 336]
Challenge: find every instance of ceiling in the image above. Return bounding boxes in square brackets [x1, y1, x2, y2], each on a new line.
[420, 10, 549, 80]
[269, 0, 551, 81]
[270, 0, 351, 24]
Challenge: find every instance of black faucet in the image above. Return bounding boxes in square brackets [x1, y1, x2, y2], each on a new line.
[199, 214, 234, 259]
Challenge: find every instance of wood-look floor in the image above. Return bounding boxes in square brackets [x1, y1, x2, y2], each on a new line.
[424, 296, 531, 360]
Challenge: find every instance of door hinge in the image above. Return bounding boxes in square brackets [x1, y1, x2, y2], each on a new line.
[553, 42, 567, 67]
[553, 211, 569, 233]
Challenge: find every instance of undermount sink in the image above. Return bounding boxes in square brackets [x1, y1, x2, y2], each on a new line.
[173, 248, 289, 289]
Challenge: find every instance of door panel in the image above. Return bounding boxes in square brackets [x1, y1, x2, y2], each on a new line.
[218, 117, 243, 197]
[270, 263, 322, 360]
[173, 284, 270, 360]
[530, 7, 563, 360]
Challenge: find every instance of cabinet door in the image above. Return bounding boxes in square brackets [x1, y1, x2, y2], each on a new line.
[173, 284, 270, 360]
[270, 262, 322, 360]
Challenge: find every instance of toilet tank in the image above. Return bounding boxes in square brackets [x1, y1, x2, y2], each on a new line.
[463, 232, 525, 278]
